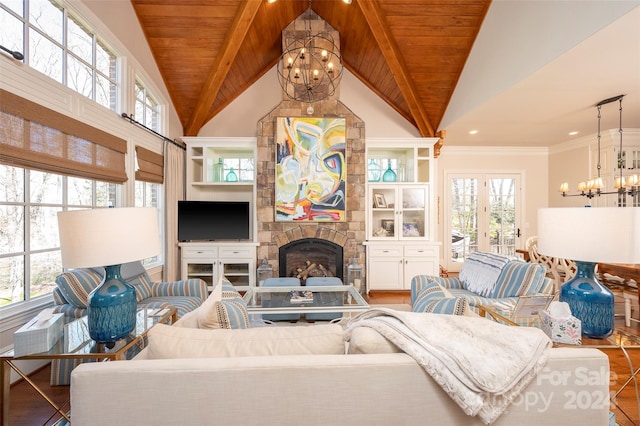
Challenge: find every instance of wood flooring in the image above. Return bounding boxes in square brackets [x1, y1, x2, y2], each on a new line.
[7, 290, 640, 425]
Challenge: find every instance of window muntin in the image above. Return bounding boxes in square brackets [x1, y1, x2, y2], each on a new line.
[135, 80, 160, 132]
[0, 164, 119, 308]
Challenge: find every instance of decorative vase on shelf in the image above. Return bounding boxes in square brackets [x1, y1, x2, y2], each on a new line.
[367, 159, 381, 182]
[382, 160, 396, 182]
[225, 167, 238, 182]
[212, 158, 224, 182]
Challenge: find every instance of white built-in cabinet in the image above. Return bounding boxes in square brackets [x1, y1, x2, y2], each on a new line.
[365, 138, 441, 291]
[179, 242, 257, 291]
[180, 137, 258, 290]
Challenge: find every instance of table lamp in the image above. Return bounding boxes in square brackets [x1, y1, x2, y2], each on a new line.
[57, 207, 160, 345]
[537, 207, 640, 339]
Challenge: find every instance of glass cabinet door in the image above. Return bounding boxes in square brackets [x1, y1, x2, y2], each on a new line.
[370, 186, 397, 240]
[369, 185, 428, 240]
[399, 186, 428, 240]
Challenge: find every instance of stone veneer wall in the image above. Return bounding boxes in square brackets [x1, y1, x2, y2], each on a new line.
[255, 100, 366, 280]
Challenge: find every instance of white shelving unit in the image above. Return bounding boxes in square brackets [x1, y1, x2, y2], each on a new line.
[180, 137, 259, 290]
[364, 138, 441, 291]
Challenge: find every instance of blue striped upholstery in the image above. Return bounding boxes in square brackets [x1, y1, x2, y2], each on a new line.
[410, 275, 463, 305]
[50, 262, 208, 386]
[414, 297, 472, 316]
[54, 269, 102, 308]
[410, 253, 553, 316]
[486, 261, 547, 298]
[139, 296, 203, 318]
[150, 279, 208, 300]
[412, 281, 448, 312]
[212, 298, 250, 329]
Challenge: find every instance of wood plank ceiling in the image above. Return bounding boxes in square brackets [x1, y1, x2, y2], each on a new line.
[131, 0, 491, 138]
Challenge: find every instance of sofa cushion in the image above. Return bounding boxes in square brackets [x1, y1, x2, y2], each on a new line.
[197, 278, 249, 329]
[346, 326, 402, 354]
[487, 261, 547, 298]
[54, 269, 102, 308]
[144, 323, 345, 359]
[414, 297, 474, 316]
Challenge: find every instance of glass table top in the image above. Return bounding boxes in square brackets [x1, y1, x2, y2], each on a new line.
[243, 285, 368, 314]
[1, 308, 173, 359]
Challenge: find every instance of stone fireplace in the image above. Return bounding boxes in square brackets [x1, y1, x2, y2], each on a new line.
[254, 11, 366, 285]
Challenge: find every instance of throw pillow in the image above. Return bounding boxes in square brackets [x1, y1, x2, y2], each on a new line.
[145, 323, 345, 359]
[197, 277, 250, 329]
[54, 269, 103, 308]
[412, 281, 447, 312]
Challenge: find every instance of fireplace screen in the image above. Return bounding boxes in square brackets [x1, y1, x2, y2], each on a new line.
[279, 238, 344, 283]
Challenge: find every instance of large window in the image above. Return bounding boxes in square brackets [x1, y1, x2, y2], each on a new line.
[135, 180, 162, 266]
[0, 0, 118, 110]
[135, 80, 159, 131]
[0, 164, 118, 308]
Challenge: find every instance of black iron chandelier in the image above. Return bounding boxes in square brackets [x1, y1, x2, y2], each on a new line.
[560, 94, 638, 201]
[276, 4, 343, 104]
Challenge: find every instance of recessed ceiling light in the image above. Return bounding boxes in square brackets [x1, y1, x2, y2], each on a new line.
[266, 0, 276, 3]
[469, 130, 478, 135]
[343, 0, 352, 3]
[569, 131, 579, 136]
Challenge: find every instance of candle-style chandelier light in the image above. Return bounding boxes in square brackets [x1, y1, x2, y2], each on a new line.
[559, 94, 639, 201]
[276, 3, 343, 104]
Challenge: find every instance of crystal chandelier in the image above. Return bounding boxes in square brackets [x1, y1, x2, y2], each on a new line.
[276, 5, 343, 104]
[559, 94, 639, 201]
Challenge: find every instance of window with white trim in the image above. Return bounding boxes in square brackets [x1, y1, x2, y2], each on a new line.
[0, 164, 118, 308]
[135, 80, 160, 131]
[0, 0, 118, 110]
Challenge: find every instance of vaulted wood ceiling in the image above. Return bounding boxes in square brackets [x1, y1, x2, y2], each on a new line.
[131, 0, 491, 137]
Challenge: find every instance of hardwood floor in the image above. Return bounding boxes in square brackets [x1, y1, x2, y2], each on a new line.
[7, 290, 640, 425]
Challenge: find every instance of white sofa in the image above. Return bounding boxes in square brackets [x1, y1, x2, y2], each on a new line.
[69, 317, 611, 426]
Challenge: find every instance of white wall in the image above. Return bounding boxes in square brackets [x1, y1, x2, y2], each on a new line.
[437, 146, 549, 251]
[198, 67, 420, 138]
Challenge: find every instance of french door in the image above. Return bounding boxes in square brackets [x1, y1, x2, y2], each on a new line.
[444, 173, 522, 272]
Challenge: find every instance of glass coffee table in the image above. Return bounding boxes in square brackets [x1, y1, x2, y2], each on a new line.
[0, 307, 177, 426]
[243, 285, 369, 321]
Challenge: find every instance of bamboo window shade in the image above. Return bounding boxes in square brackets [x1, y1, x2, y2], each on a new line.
[135, 145, 164, 183]
[0, 89, 128, 183]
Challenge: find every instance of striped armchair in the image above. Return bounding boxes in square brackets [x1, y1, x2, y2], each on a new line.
[411, 254, 553, 314]
[50, 261, 207, 385]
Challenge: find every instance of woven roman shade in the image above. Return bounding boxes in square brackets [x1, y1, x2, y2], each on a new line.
[0, 89, 128, 183]
[135, 145, 164, 183]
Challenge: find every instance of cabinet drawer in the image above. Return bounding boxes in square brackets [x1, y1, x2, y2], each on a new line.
[219, 246, 253, 258]
[181, 248, 216, 259]
[404, 246, 438, 257]
[368, 246, 403, 257]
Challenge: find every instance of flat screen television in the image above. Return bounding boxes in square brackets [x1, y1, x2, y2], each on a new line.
[178, 200, 251, 241]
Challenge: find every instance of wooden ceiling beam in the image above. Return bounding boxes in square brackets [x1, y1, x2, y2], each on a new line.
[356, 0, 435, 137]
[184, 0, 262, 136]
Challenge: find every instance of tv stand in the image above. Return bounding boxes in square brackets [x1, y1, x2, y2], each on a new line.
[179, 242, 258, 292]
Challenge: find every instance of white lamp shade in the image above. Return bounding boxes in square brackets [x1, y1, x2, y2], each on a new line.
[57, 207, 161, 268]
[537, 207, 640, 264]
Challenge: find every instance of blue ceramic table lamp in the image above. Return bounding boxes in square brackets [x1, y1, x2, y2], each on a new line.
[57, 207, 160, 346]
[538, 207, 640, 339]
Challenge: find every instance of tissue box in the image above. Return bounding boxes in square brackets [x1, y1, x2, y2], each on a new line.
[13, 312, 64, 356]
[540, 309, 582, 345]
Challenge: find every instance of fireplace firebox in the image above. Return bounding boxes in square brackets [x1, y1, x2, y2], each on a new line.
[279, 238, 344, 284]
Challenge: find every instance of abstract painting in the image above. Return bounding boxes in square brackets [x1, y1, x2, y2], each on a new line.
[275, 117, 346, 221]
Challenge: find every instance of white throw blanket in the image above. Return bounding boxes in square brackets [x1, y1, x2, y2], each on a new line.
[345, 308, 551, 425]
[459, 252, 515, 296]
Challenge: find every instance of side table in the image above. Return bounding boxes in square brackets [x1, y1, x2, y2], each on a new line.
[1, 307, 177, 426]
